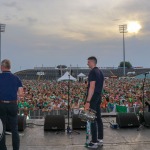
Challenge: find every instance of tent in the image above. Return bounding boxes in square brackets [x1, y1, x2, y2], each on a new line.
[57, 71, 77, 82]
[77, 73, 86, 82]
[77, 73, 86, 77]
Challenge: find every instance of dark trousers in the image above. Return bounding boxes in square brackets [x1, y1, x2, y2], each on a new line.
[0, 103, 20, 150]
[148, 106, 150, 112]
[90, 93, 103, 143]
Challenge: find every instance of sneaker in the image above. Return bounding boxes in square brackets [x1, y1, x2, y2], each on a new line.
[87, 142, 98, 149]
[97, 139, 103, 146]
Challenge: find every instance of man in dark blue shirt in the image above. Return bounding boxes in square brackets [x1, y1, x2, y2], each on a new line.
[0, 59, 24, 150]
[85, 56, 104, 149]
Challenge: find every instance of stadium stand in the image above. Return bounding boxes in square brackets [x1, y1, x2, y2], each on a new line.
[15, 67, 150, 80]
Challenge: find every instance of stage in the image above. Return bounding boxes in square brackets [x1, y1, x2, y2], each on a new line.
[6, 118, 150, 150]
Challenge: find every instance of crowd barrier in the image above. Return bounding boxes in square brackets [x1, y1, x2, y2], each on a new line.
[18, 106, 148, 119]
[18, 109, 69, 119]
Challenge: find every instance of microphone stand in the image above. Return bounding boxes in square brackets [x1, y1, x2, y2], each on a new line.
[66, 74, 80, 135]
[67, 74, 71, 134]
[137, 73, 148, 131]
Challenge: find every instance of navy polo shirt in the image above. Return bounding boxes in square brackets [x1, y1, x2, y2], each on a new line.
[0, 71, 23, 101]
[88, 67, 104, 94]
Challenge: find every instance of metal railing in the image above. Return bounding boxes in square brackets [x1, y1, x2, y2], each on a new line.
[18, 109, 69, 119]
[18, 107, 148, 119]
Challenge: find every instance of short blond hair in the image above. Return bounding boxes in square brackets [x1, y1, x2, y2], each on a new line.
[1, 59, 11, 69]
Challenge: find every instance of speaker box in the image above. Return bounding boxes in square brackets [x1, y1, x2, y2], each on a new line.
[6, 115, 26, 131]
[44, 115, 65, 131]
[116, 113, 140, 128]
[139, 112, 150, 126]
[72, 115, 86, 129]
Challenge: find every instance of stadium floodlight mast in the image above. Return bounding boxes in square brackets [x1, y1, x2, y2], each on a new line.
[0, 23, 6, 71]
[119, 24, 127, 76]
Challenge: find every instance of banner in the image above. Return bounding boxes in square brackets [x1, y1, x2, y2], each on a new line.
[116, 105, 127, 113]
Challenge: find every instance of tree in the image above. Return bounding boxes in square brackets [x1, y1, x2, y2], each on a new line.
[118, 61, 132, 69]
[57, 65, 67, 69]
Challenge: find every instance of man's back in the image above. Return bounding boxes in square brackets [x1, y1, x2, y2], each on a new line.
[88, 67, 104, 94]
[0, 71, 22, 101]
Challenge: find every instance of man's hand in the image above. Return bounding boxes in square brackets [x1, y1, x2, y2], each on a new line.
[84, 102, 90, 110]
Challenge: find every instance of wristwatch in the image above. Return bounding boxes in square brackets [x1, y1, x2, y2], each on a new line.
[86, 101, 90, 103]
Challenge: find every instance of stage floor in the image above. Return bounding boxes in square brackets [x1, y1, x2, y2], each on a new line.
[6, 118, 150, 150]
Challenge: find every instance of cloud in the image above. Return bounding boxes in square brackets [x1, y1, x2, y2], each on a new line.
[26, 17, 38, 25]
[2, 2, 17, 7]
[113, 0, 150, 26]
[1, 0, 124, 41]
[2, 1, 22, 11]
[2, 0, 149, 40]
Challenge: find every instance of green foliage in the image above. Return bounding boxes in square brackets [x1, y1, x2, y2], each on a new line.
[119, 61, 132, 69]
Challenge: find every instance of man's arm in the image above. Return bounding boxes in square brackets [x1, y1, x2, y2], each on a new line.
[87, 81, 95, 102]
[17, 87, 24, 99]
[84, 81, 95, 110]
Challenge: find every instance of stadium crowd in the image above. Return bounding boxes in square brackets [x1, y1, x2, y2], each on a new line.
[18, 78, 150, 116]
